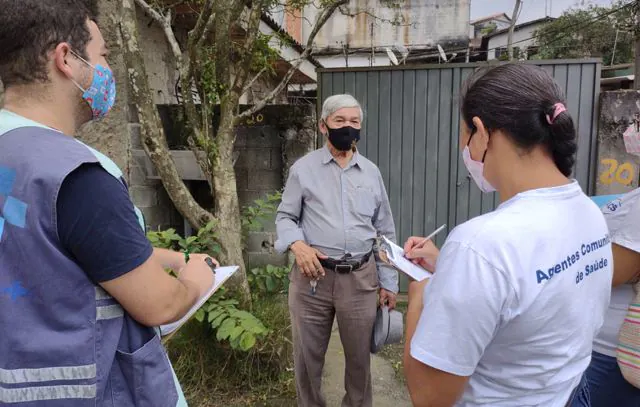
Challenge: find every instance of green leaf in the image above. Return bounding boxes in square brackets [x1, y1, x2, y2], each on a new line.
[232, 310, 255, 320]
[194, 309, 205, 323]
[257, 279, 266, 291]
[239, 331, 257, 351]
[211, 313, 228, 328]
[216, 318, 236, 341]
[239, 317, 267, 334]
[208, 308, 225, 322]
[229, 325, 245, 341]
[265, 275, 276, 292]
[230, 335, 242, 350]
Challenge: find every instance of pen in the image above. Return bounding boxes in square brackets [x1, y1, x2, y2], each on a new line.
[205, 257, 217, 273]
[415, 224, 447, 250]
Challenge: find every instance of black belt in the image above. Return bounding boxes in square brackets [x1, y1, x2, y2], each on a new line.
[319, 252, 372, 274]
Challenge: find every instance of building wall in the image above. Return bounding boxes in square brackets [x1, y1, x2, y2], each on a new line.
[316, 54, 391, 68]
[468, 17, 511, 48]
[303, 0, 470, 52]
[595, 90, 640, 194]
[486, 23, 541, 60]
[131, 105, 316, 268]
[137, 11, 183, 105]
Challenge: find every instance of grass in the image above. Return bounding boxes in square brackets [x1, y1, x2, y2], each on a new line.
[377, 301, 408, 384]
[166, 295, 297, 406]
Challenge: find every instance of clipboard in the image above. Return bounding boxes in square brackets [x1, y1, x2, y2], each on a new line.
[160, 265, 239, 342]
[378, 236, 432, 282]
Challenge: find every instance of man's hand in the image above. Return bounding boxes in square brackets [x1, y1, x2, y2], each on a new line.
[404, 237, 440, 273]
[290, 241, 328, 278]
[179, 253, 218, 296]
[379, 288, 397, 309]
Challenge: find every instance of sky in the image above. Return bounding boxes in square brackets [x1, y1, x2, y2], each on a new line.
[471, 0, 615, 22]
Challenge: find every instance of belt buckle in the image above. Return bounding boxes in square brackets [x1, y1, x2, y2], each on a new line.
[335, 264, 353, 274]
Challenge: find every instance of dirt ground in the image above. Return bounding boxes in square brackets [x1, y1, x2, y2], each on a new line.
[321, 302, 412, 407]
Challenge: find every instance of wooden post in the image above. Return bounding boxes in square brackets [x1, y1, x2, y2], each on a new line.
[507, 0, 523, 61]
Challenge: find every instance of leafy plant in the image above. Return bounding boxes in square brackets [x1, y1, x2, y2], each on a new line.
[194, 290, 269, 351]
[242, 190, 283, 234]
[147, 220, 221, 256]
[147, 223, 265, 351]
[147, 227, 181, 249]
[534, 1, 636, 65]
[248, 264, 290, 298]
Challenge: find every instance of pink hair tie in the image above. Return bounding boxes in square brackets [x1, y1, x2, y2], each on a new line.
[546, 103, 567, 124]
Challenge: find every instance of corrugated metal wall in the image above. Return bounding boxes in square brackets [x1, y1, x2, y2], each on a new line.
[317, 60, 601, 292]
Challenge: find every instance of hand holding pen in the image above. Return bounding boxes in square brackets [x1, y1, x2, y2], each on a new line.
[403, 224, 446, 273]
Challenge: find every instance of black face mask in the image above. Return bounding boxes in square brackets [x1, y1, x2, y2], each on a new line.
[326, 124, 361, 151]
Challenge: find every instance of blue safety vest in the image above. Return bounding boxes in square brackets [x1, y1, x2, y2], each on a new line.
[0, 109, 187, 406]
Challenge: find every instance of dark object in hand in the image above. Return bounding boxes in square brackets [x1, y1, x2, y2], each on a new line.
[205, 257, 217, 273]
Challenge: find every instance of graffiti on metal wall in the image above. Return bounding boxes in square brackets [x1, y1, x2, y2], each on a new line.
[599, 158, 637, 186]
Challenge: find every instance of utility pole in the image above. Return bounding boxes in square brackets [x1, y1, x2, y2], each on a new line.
[507, 0, 523, 61]
[635, 0, 640, 89]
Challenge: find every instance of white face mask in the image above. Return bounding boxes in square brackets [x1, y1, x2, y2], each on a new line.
[462, 145, 496, 193]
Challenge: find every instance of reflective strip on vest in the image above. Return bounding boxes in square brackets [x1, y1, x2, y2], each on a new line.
[96, 304, 124, 320]
[0, 364, 96, 384]
[0, 384, 96, 403]
[0, 364, 97, 403]
[95, 286, 112, 301]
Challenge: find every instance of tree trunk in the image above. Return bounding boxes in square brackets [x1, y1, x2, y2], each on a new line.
[507, 0, 522, 60]
[212, 96, 251, 306]
[120, 0, 214, 229]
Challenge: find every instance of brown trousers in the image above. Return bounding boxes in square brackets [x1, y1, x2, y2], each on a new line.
[289, 258, 378, 407]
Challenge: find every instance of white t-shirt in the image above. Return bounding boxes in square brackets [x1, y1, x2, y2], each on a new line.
[592, 188, 640, 357]
[410, 181, 612, 406]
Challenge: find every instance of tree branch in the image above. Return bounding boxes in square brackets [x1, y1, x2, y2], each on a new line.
[197, 6, 217, 49]
[189, 0, 214, 46]
[242, 66, 268, 95]
[135, 0, 212, 188]
[120, 0, 214, 229]
[235, 0, 348, 122]
[134, 0, 182, 62]
[231, 2, 266, 93]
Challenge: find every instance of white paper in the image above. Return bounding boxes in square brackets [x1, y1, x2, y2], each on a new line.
[159, 265, 239, 336]
[381, 236, 433, 282]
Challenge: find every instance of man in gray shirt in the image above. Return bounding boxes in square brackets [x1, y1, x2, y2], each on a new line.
[275, 94, 398, 407]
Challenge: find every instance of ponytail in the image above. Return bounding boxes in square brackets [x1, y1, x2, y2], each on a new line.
[544, 102, 577, 177]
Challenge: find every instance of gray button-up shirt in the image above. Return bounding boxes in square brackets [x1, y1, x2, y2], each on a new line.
[275, 145, 398, 292]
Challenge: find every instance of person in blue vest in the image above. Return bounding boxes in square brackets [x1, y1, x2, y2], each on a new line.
[0, 0, 217, 405]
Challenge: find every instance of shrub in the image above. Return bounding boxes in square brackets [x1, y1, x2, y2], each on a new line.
[147, 191, 294, 404]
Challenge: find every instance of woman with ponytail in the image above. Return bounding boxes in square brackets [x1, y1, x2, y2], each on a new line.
[401, 63, 613, 406]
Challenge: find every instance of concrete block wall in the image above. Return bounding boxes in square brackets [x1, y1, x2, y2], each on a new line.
[595, 90, 640, 195]
[125, 104, 316, 269]
[236, 125, 288, 270]
[236, 106, 316, 270]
